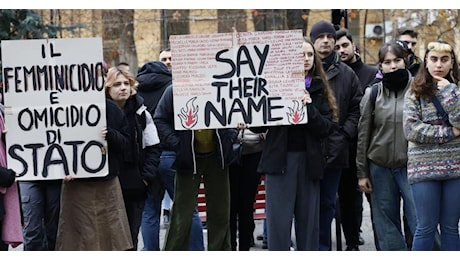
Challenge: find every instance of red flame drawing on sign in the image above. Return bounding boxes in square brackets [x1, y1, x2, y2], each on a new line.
[178, 97, 199, 129]
[286, 100, 306, 124]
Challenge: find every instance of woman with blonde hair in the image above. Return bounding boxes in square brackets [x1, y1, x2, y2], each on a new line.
[57, 76, 133, 250]
[403, 40, 460, 250]
[105, 66, 161, 250]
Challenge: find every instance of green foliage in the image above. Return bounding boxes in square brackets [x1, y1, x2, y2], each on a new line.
[0, 9, 84, 81]
[0, 9, 50, 40]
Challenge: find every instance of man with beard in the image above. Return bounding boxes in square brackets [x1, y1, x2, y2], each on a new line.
[397, 27, 422, 77]
[334, 29, 379, 251]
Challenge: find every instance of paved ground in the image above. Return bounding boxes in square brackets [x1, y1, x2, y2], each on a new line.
[152, 196, 377, 251]
[10, 195, 377, 251]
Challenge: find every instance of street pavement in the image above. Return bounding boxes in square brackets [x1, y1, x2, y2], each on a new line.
[154, 196, 377, 251]
[10, 195, 377, 251]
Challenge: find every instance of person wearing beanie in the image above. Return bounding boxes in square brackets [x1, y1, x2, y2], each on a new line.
[310, 20, 337, 43]
[309, 20, 363, 251]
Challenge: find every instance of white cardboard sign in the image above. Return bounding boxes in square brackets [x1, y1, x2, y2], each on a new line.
[170, 30, 307, 130]
[1, 37, 107, 180]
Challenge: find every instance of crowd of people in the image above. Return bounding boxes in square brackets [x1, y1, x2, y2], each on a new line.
[1, 19, 460, 251]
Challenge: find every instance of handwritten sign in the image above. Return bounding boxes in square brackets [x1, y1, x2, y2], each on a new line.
[170, 30, 307, 130]
[1, 38, 107, 181]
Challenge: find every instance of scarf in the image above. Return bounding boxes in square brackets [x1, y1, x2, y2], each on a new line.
[304, 75, 312, 89]
[321, 52, 337, 72]
[382, 69, 409, 92]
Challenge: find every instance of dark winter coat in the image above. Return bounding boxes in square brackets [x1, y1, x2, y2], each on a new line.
[76, 98, 130, 182]
[136, 61, 173, 152]
[118, 94, 160, 198]
[251, 78, 333, 180]
[136, 61, 172, 115]
[323, 52, 362, 169]
[346, 54, 379, 92]
[153, 85, 238, 173]
[344, 54, 379, 165]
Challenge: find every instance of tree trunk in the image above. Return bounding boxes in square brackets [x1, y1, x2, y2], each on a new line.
[102, 9, 138, 72]
[286, 9, 309, 36]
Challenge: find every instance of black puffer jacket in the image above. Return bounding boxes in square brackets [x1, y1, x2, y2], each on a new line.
[153, 85, 238, 173]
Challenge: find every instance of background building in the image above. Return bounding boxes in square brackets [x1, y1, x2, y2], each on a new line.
[32, 9, 460, 71]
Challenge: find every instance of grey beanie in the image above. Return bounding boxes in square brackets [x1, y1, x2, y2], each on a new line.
[310, 20, 336, 42]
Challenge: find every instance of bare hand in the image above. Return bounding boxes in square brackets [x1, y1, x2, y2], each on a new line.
[433, 75, 450, 90]
[101, 127, 108, 139]
[453, 127, 460, 137]
[63, 176, 75, 182]
[359, 177, 373, 193]
[302, 90, 312, 105]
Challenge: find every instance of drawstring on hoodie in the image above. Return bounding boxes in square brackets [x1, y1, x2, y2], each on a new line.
[191, 130, 197, 179]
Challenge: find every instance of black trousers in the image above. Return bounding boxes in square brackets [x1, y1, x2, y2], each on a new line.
[122, 193, 146, 251]
[338, 142, 362, 247]
[229, 152, 262, 251]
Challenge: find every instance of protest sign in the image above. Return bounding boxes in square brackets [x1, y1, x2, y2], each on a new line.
[1, 37, 107, 180]
[170, 29, 307, 130]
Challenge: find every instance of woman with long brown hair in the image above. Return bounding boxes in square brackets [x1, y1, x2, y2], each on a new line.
[249, 38, 337, 250]
[403, 40, 460, 250]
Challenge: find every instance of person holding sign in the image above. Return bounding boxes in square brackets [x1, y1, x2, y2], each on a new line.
[248, 38, 338, 251]
[19, 177, 61, 250]
[154, 84, 238, 251]
[56, 96, 133, 251]
[104, 66, 161, 250]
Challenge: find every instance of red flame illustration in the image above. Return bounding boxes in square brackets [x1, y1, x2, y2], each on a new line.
[286, 100, 306, 124]
[178, 97, 199, 129]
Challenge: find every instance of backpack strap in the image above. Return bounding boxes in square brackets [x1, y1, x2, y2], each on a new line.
[432, 96, 452, 127]
[370, 84, 379, 116]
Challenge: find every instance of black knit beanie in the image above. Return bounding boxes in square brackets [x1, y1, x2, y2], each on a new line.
[310, 20, 336, 42]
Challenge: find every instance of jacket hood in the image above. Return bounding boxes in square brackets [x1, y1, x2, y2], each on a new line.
[136, 61, 172, 92]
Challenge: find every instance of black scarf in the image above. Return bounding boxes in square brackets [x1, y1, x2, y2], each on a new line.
[321, 52, 337, 72]
[382, 69, 409, 92]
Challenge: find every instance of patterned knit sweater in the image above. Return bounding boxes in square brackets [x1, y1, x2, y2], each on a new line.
[403, 83, 460, 184]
